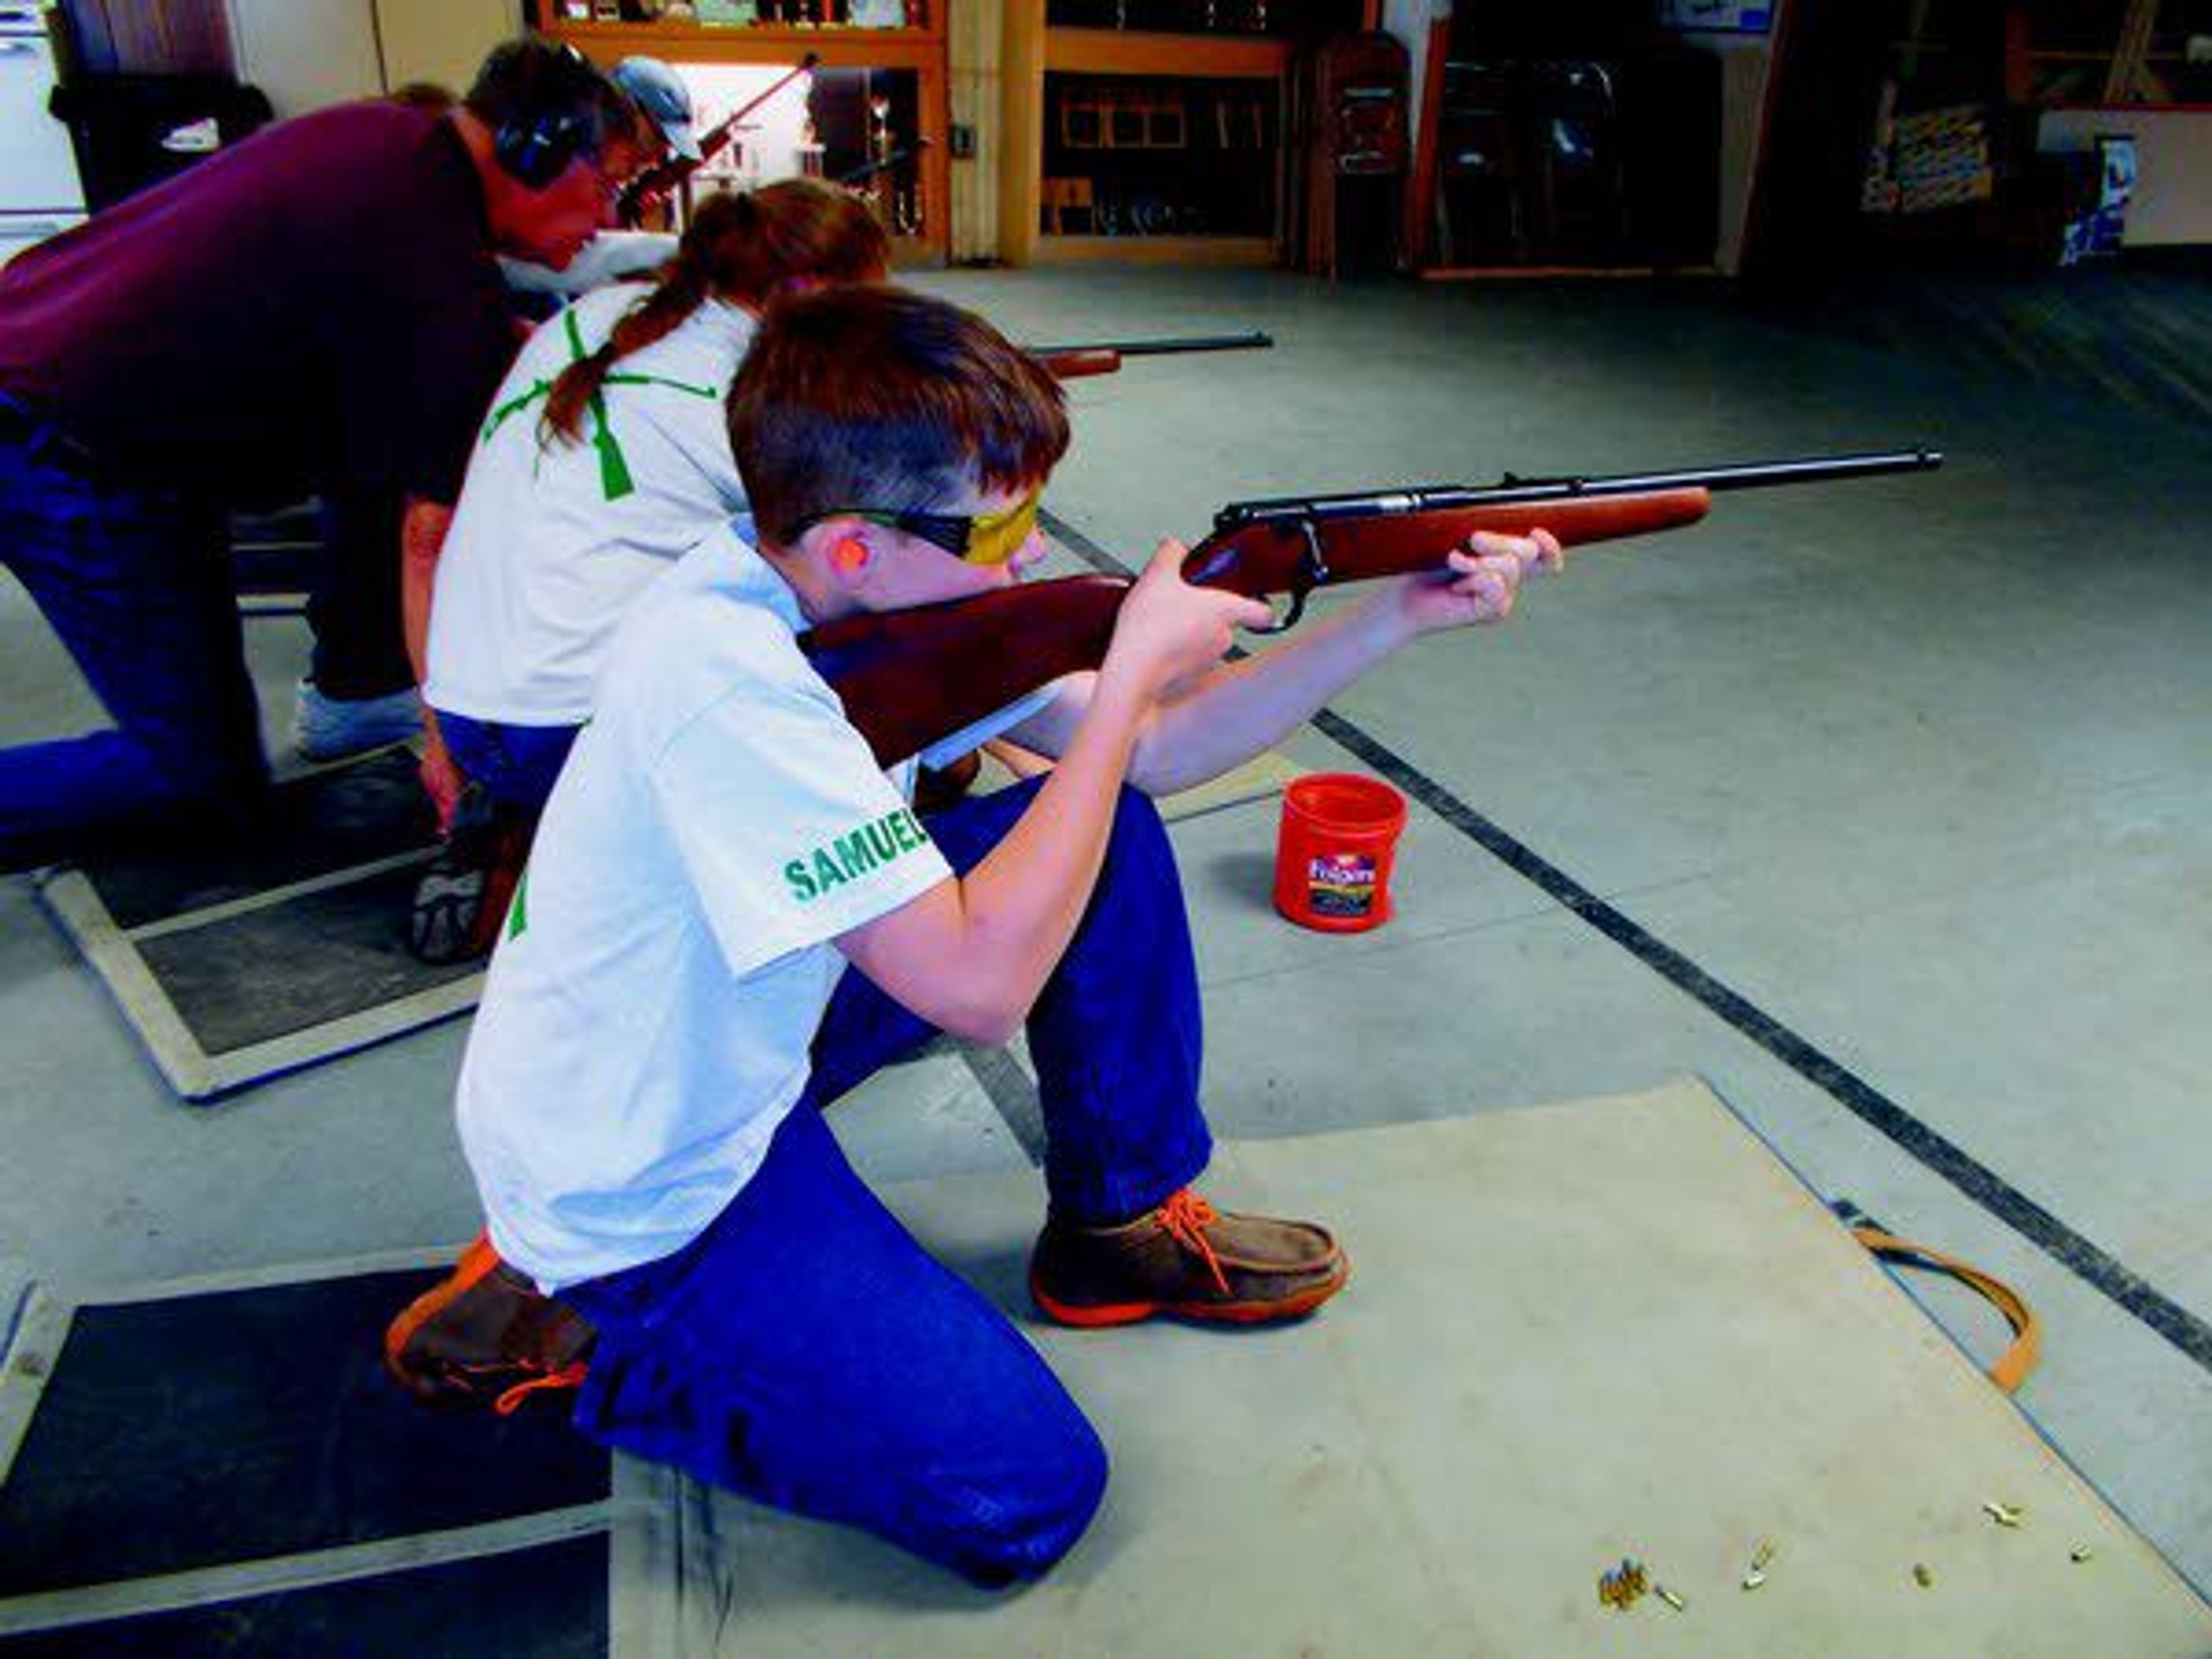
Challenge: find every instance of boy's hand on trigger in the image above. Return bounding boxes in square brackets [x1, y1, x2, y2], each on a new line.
[1389, 527, 1563, 638]
[1103, 539, 1272, 700]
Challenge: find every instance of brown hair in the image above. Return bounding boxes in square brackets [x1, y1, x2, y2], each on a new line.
[540, 180, 890, 445]
[729, 286, 1069, 548]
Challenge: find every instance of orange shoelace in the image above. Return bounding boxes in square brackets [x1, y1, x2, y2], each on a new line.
[495, 1362, 590, 1417]
[1157, 1189, 1231, 1296]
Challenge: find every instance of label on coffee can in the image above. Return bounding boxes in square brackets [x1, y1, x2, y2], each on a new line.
[1306, 851, 1377, 916]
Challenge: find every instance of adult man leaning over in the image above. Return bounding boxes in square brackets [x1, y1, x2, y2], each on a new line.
[0, 37, 648, 870]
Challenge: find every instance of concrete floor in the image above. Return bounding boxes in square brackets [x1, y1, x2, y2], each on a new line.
[2, 260, 2207, 1602]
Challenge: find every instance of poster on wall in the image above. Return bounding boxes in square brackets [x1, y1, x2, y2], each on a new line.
[1657, 0, 1772, 31]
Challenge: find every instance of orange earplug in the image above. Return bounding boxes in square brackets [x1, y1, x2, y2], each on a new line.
[832, 536, 869, 572]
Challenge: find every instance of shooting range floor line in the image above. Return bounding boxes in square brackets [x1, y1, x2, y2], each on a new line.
[118, 846, 442, 942]
[1037, 505, 2212, 1378]
[0, 1504, 618, 1640]
[958, 1043, 1048, 1169]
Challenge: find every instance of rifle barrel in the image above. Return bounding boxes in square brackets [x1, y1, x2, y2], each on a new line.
[1021, 331, 1273, 359]
[1213, 448, 1942, 531]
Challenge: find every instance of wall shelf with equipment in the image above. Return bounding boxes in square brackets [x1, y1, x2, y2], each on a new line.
[529, 7, 952, 262]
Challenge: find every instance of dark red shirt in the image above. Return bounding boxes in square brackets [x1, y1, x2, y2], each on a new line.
[0, 101, 514, 505]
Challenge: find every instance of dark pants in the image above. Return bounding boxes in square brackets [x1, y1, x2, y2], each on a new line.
[0, 412, 265, 871]
[434, 711, 580, 814]
[305, 486, 414, 701]
[560, 778, 1213, 1584]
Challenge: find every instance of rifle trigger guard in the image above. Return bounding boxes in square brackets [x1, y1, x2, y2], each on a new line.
[1244, 517, 1329, 636]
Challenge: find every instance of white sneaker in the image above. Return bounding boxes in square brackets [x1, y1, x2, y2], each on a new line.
[291, 679, 422, 763]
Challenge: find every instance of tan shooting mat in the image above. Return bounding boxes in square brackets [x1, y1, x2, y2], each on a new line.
[613, 1079, 2211, 1657]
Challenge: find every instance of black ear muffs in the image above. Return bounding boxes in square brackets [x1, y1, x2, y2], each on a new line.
[493, 43, 601, 190]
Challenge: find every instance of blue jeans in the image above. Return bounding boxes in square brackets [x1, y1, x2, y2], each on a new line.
[432, 710, 579, 813]
[0, 416, 264, 871]
[559, 778, 1212, 1584]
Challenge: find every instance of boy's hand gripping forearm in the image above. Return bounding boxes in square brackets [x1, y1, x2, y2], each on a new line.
[1124, 528, 1563, 796]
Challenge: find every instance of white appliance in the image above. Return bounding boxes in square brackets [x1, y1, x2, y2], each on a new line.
[0, 1, 85, 266]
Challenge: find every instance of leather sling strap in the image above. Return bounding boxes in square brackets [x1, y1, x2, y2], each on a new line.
[1852, 1225, 2043, 1393]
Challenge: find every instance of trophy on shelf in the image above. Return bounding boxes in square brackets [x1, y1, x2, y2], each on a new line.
[848, 94, 922, 236]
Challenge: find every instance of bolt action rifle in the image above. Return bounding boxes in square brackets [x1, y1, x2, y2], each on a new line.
[1030, 330, 1274, 381]
[801, 449, 1944, 767]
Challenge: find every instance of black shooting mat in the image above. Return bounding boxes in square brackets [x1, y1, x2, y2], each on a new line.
[0, 1533, 607, 1659]
[35, 750, 484, 1100]
[0, 1267, 608, 1601]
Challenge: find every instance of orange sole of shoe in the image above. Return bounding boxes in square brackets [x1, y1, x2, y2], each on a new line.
[381, 1230, 502, 1398]
[1029, 1264, 1348, 1329]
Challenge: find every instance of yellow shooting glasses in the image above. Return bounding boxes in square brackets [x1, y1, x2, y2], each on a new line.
[809, 486, 1042, 567]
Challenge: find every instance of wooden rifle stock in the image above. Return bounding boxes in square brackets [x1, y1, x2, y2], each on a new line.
[803, 448, 1942, 767]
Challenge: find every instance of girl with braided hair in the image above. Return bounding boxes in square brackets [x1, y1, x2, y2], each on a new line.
[411, 179, 889, 961]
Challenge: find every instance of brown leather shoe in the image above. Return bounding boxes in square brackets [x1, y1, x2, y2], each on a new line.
[383, 1231, 595, 1412]
[1029, 1189, 1349, 1328]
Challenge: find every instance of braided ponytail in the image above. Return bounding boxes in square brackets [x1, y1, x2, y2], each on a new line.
[538, 181, 889, 449]
[541, 237, 715, 445]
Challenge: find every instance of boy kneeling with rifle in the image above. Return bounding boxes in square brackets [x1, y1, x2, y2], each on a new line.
[431, 286, 1559, 1583]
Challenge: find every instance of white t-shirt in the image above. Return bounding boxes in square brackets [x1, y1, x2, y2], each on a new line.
[457, 528, 955, 1292]
[425, 282, 758, 728]
[499, 230, 679, 298]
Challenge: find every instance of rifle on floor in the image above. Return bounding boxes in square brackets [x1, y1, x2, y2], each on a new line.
[1032, 330, 1274, 381]
[802, 448, 1944, 767]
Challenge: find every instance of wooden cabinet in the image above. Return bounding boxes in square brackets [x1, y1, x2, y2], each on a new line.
[56, 0, 232, 76]
[532, 5, 953, 263]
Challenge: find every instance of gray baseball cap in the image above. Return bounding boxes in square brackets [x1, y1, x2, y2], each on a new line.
[611, 57, 700, 161]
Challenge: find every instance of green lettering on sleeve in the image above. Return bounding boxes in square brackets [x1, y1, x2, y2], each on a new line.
[834, 829, 880, 880]
[785, 809, 938, 904]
